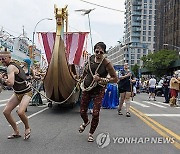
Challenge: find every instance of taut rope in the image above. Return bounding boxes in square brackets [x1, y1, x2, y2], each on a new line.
[80, 56, 105, 91]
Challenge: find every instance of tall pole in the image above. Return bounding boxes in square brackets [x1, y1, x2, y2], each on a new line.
[32, 18, 52, 62]
[163, 44, 180, 57]
[87, 13, 93, 54]
[75, 9, 95, 55]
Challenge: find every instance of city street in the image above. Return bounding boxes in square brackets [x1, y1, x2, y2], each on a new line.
[0, 90, 179, 154]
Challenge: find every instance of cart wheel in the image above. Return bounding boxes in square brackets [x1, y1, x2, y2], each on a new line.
[48, 102, 53, 108]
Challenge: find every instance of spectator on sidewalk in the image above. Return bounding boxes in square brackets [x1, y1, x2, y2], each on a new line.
[163, 75, 170, 103]
[148, 75, 156, 101]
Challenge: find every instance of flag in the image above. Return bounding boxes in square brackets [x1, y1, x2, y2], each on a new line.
[40, 32, 89, 66]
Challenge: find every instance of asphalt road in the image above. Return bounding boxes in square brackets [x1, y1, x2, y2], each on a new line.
[0, 90, 179, 154]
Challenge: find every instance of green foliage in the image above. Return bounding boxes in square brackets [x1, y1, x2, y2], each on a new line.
[141, 49, 178, 77]
[131, 64, 139, 78]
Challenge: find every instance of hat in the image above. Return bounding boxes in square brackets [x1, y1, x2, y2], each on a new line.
[23, 58, 31, 66]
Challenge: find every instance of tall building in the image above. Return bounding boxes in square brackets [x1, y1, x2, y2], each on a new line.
[155, 0, 180, 51]
[123, 0, 156, 68]
[108, 0, 156, 68]
[107, 44, 125, 66]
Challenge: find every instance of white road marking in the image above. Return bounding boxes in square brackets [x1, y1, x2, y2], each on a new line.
[131, 101, 150, 107]
[9, 107, 49, 126]
[145, 114, 180, 117]
[143, 101, 167, 108]
[1, 98, 47, 108]
[156, 101, 169, 106]
[0, 104, 6, 107]
[0, 99, 9, 103]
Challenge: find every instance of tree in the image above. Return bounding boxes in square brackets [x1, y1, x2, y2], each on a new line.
[131, 64, 139, 78]
[141, 49, 178, 77]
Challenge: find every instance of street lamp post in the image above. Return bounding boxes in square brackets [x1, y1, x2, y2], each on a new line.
[163, 44, 180, 55]
[75, 8, 95, 54]
[32, 18, 52, 61]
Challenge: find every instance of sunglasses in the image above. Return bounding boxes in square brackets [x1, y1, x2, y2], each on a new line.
[95, 50, 104, 54]
[0, 57, 5, 61]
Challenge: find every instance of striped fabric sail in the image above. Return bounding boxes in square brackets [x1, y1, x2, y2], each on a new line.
[40, 32, 89, 66]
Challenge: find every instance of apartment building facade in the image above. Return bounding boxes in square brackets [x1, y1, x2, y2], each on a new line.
[108, 0, 156, 68]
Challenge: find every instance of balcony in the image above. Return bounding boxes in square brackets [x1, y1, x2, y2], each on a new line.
[132, 27, 141, 31]
[131, 37, 140, 42]
[131, 22, 141, 27]
[132, 1, 142, 6]
[136, 17, 141, 21]
[131, 32, 141, 37]
[132, 11, 142, 15]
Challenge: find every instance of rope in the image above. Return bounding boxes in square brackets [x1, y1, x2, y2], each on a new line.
[30, 81, 80, 105]
[80, 56, 105, 91]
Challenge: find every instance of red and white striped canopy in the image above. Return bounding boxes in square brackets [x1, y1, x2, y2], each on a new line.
[40, 32, 89, 66]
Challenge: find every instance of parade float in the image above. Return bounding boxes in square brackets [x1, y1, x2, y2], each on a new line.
[42, 5, 88, 107]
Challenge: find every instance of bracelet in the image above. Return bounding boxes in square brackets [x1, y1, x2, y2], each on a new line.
[99, 77, 109, 84]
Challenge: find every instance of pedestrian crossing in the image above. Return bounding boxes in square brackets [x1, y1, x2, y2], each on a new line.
[130, 101, 150, 107]
[131, 100, 180, 109]
[143, 101, 166, 108]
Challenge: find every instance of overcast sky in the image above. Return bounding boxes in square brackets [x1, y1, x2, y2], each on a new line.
[0, 0, 125, 53]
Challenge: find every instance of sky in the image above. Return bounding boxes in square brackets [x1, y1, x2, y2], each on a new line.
[0, 0, 125, 54]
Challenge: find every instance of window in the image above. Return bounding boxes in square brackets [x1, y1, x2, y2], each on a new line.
[149, 15, 152, 19]
[149, 26, 151, 30]
[143, 36, 146, 41]
[137, 49, 141, 53]
[149, 10, 152, 14]
[144, 4, 147, 8]
[131, 54, 135, 59]
[143, 20, 146, 25]
[144, 0, 147, 3]
[148, 31, 151, 36]
[137, 54, 141, 59]
[150, 0, 152, 3]
[143, 15, 146, 19]
[144, 10, 147, 14]
[131, 49, 135, 53]
[143, 26, 146, 30]
[149, 20, 152, 25]
[131, 60, 134, 65]
[148, 37, 151, 41]
[149, 4, 152, 9]
[143, 31, 146, 35]
[143, 49, 146, 54]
